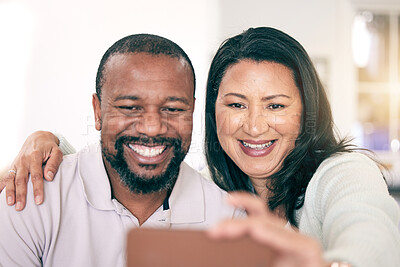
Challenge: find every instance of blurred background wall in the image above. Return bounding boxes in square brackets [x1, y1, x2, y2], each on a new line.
[1, 0, 399, 187]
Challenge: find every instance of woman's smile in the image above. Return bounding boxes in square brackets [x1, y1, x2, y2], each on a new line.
[238, 139, 277, 157]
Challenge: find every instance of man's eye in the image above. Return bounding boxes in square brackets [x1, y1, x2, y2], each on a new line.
[118, 106, 140, 111]
[228, 103, 245, 109]
[267, 104, 285, 110]
[161, 107, 185, 113]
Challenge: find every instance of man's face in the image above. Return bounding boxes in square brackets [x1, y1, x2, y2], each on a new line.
[93, 52, 195, 194]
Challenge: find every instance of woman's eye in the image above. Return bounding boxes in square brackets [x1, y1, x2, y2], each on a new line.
[228, 103, 245, 109]
[268, 104, 284, 110]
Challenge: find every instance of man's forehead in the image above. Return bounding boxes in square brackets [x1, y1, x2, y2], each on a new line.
[103, 53, 193, 84]
[105, 52, 190, 72]
[101, 52, 195, 101]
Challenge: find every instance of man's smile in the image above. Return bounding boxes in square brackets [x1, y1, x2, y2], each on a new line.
[128, 143, 167, 157]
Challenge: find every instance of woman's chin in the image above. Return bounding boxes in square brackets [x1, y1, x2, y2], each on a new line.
[240, 164, 282, 180]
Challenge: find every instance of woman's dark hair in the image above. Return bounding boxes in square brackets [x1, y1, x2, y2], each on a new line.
[205, 27, 353, 226]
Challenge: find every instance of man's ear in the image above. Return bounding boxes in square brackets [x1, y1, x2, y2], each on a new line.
[92, 93, 102, 131]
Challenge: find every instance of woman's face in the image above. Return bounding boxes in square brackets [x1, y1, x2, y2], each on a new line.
[215, 60, 302, 180]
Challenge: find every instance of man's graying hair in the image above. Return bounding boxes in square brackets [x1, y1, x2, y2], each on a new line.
[95, 33, 196, 100]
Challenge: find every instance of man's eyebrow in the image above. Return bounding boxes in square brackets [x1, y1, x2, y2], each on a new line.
[113, 95, 190, 105]
[166, 96, 190, 105]
[114, 95, 140, 101]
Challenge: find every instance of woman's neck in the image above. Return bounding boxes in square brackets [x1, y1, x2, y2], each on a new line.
[249, 176, 269, 200]
[249, 176, 287, 220]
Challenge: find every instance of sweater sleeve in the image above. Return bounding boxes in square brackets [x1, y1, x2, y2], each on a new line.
[54, 133, 76, 155]
[300, 152, 400, 267]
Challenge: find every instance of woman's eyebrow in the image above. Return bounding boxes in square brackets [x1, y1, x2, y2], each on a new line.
[261, 94, 290, 101]
[223, 92, 290, 101]
[222, 92, 247, 99]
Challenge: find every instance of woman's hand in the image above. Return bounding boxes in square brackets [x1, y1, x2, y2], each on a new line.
[0, 131, 63, 211]
[207, 192, 327, 267]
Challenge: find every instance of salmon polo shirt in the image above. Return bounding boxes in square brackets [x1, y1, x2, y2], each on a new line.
[0, 143, 243, 267]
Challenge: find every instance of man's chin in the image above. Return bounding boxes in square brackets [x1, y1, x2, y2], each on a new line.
[107, 154, 182, 194]
[102, 136, 186, 194]
[127, 167, 167, 180]
[119, 168, 178, 194]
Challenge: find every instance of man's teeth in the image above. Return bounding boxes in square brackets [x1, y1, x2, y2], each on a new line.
[128, 144, 165, 157]
[242, 140, 274, 150]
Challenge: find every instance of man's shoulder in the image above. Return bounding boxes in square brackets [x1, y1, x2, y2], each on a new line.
[170, 162, 244, 225]
[179, 163, 240, 213]
[56, 143, 103, 183]
[35, 145, 100, 206]
[180, 162, 227, 195]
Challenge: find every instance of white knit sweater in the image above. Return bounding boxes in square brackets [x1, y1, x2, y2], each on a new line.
[297, 152, 400, 266]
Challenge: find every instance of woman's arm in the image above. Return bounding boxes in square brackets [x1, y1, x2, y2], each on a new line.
[304, 152, 400, 267]
[0, 131, 75, 211]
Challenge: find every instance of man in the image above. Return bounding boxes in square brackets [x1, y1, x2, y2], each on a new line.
[0, 34, 242, 266]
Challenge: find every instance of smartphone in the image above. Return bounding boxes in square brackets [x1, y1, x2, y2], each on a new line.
[126, 228, 273, 267]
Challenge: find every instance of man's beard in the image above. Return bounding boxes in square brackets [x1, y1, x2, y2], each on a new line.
[102, 135, 187, 194]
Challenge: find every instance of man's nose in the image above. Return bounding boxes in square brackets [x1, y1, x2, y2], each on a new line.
[135, 112, 168, 137]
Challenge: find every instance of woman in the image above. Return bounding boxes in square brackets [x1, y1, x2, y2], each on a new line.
[2, 27, 400, 266]
[203, 27, 400, 266]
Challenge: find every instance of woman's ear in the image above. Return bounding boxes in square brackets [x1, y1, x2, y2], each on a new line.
[92, 93, 102, 131]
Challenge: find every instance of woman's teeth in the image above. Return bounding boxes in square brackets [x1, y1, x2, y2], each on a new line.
[128, 144, 165, 157]
[242, 140, 274, 150]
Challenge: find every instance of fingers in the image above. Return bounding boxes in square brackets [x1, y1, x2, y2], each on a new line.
[208, 216, 293, 252]
[29, 147, 63, 206]
[209, 192, 325, 266]
[5, 169, 16, 205]
[208, 218, 253, 239]
[209, 215, 322, 263]
[43, 147, 63, 181]
[0, 173, 6, 193]
[0, 181, 4, 194]
[30, 152, 45, 205]
[14, 167, 29, 211]
[2, 131, 62, 210]
[208, 215, 280, 240]
[227, 192, 268, 216]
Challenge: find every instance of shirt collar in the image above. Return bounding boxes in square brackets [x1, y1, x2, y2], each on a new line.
[77, 143, 115, 211]
[168, 161, 205, 224]
[77, 143, 206, 224]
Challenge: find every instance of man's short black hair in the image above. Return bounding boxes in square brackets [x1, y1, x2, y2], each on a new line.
[95, 34, 196, 100]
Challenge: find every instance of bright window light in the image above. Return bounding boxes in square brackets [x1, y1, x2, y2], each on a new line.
[391, 139, 400, 153]
[352, 12, 373, 68]
[0, 2, 33, 164]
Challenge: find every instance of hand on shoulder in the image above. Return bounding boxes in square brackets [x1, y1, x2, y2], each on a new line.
[0, 131, 63, 211]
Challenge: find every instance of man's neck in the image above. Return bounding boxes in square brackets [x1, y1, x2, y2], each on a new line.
[104, 161, 168, 226]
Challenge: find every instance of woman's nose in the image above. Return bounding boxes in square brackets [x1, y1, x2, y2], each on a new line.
[243, 108, 270, 136]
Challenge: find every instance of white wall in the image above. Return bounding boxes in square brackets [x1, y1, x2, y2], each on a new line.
[0, 0, 219, 170]
[0, 0, 380, 171]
